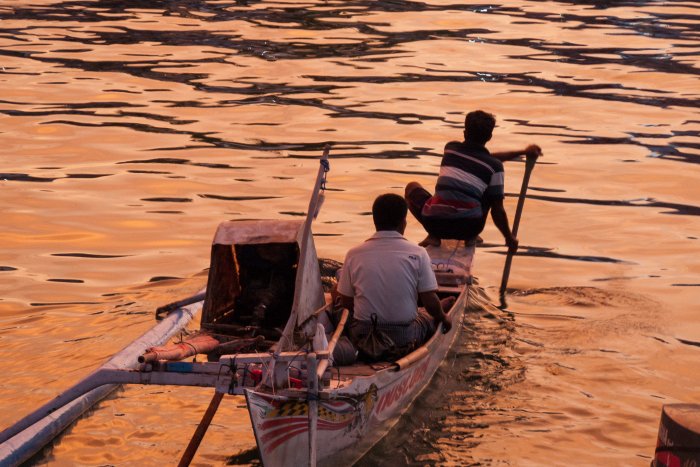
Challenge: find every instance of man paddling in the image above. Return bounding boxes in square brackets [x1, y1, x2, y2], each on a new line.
[405, 110, 542, 249]
[337, 194, 453, 358]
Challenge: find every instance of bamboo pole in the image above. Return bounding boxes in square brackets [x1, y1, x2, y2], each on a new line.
[156, 292, 206, 319]
[316, 308, 349, 379]
[279, 145, 331, 351]
[499, 157, 537, 308]
[307, 353, 319, 467]
[177, 391, 225, 467]
[0, 297, 202, 464]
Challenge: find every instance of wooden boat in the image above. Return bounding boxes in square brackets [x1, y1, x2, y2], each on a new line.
[245, 239, 475, 466]
[0, 149, 478, 466]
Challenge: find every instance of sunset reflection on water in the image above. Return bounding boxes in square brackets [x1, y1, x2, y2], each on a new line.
[0, 0, 699, 465]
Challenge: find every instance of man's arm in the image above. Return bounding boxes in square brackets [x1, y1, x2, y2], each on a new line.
[339, 293, 354, 315]
[491, 144, 542, 162]
[419, 291, 452, 333]
[490, 198, 518, 252]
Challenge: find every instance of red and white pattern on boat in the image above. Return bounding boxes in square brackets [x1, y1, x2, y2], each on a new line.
[248, 384, 378, 456]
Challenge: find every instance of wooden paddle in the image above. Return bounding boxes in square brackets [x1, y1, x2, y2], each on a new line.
[499, 155, 537, 309]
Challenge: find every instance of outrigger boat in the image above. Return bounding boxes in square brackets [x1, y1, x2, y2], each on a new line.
[0, 148, 480, 466]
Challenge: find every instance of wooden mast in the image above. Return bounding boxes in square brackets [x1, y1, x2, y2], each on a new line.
[279, 145, 330, 351]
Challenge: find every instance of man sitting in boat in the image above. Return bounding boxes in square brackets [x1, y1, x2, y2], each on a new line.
[336, 193, 453, 360]
[405, 109, 542, 249]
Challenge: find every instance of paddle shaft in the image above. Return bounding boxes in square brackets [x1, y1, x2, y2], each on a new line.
[499, 157, 537, 300]
[177, 391, 225, 467]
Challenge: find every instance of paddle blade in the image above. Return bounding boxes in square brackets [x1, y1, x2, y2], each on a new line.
[498, 290, 508, 310]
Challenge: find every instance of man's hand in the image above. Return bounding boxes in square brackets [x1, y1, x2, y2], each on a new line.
[441, 314, 452, 334]
[524, 144, 542, 161]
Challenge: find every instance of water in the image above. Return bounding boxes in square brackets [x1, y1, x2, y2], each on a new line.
[1, 0, 699, 465]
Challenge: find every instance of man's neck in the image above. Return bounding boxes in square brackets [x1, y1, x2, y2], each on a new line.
[462, 139, 486, 148]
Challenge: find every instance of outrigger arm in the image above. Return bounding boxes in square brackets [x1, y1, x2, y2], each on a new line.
[0, 298, 202, 466]
[3, 350, 333, 425]
[0, 349, 333, 464]
[1, 147, 336, 467]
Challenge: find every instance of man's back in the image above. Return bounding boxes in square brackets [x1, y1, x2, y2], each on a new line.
[337, 231, 437, 323]
[423, 140, 505, 221]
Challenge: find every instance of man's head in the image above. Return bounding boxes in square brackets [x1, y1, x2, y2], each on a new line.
[372, 193, 408, 233]
[464, 110, 496, 146]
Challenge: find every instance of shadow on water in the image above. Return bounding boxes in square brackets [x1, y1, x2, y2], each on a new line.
[487, 245, 633, 264]
[514, 192, 700, 217]
[0, 173, 111, 182]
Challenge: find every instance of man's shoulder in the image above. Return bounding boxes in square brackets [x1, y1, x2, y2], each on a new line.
[396, 240, 432, 261]
[345, 241, 370, 258]
[345, 236, 388, 256]
[444, 140, 464, 152]
[458, 142, 503, 171]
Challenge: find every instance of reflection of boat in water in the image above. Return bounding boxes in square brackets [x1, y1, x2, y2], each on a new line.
[0, 151, 478, 466]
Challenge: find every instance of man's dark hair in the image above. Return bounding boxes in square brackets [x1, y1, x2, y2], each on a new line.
[372, 193, 408, 231]
[464, 110, 496, 146]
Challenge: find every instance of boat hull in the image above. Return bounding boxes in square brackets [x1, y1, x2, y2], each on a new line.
[246, 285, 469, 466]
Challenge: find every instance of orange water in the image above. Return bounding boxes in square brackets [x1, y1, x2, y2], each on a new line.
[1, 1, 698, 465]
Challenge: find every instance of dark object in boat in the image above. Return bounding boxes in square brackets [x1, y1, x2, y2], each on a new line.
[353, 314, 396, 362]
[201, 242, 298, 335]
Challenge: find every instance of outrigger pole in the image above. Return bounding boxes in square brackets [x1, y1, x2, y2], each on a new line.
[499, 156, 537, 309]
[0, 299, 202, 466]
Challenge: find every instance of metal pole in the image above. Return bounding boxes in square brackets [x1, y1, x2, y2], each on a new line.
[156, 292, 206, 319]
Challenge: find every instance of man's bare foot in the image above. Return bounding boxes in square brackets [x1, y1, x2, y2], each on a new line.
[440, 296, 456, 310]
[419, 235, 441, 247]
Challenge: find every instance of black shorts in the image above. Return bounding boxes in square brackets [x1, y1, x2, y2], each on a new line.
[406, 186, 486, 240]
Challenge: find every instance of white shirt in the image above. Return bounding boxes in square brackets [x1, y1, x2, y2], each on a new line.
[337, 231, 438, 323]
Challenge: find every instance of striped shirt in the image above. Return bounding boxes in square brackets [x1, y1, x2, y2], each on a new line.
[421, 141, 504, 220]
